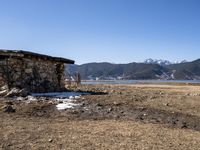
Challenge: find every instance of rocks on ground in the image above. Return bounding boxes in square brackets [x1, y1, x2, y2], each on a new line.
[5, 88, 28, 97]
[0, 85, 29, 97]
[0, 85, 9, 96]
[2, 105, 15, 113]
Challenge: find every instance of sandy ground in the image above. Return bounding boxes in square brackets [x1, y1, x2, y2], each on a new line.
[1, 83, 200, 149]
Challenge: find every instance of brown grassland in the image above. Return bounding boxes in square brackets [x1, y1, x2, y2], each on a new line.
[1, 83, 200, 149]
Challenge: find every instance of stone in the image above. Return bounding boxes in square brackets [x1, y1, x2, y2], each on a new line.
[150, 96, 156, 99]
[5, 88, 28, 97]
[192, 93, 198, 96]
[0, 90, 8, 96]
[25, 68, 32, 74]
[164, 103, 169, 106]
[113, 102, 121, 106]
[19, 89, 29, 97]
[16, 97, 24, 101]
[2, 105, 15, 113]
[110, 90, 115, 93]
[181, 122, 188, 128]
[143, 113, 148, 116]
[108, 107, 113, 112]
[5, 88, 20, 97]
[103, 90, 108, 93]
[1, 85, 8, 91]
[5, 101, 13, 105]
[40, 73, 47, 78]
[95, 103, 103, 107]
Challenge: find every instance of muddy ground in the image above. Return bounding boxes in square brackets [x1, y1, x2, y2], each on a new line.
[1, 83, 200, 149]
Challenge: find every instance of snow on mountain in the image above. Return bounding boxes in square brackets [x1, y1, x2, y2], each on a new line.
[173, 60, 187, 64]
[144, 59, 187, 66]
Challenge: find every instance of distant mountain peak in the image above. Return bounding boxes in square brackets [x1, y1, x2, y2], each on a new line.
[144, 59, 187, 66]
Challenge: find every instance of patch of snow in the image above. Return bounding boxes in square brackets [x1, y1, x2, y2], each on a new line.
[56, 98, 73, 103]
[56, 103, 79, 110]
[75, 96, 81, 99]
[171, 73, 175, 79]
[27, 96, 37, 101]
[69, 96, 74, 99]
[56, 97, 80, 110]
[30, 92, 86, 110]
[144, 59, 172, 66]
[144, 59, 187, 66]
[16, 97, 24, 101]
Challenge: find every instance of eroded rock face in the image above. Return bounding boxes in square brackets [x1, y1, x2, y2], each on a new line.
[0, 57, 66, 93]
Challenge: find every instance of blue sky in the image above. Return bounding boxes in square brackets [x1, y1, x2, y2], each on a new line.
[0, 0, 200, 64]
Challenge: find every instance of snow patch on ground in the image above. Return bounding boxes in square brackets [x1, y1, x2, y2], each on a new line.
[27, 96, 38, 101]
[31, 92, 85, 110]
[56, 103, 79, 110]
[56, 97, 81, 110]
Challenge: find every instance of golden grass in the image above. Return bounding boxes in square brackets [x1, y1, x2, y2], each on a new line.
[1, 117, 200, 150]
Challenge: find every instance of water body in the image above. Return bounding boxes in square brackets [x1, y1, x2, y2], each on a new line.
[81, 80, 200, 85]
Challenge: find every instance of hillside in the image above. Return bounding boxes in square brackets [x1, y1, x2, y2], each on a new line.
[78, 62, 171, 80]
[167, 59, 200, 80]
[65, 62, 171, 80]
[65, 59, 200, 80]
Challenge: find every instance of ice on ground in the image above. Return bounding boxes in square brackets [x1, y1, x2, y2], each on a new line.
[31, 92, 84, 98]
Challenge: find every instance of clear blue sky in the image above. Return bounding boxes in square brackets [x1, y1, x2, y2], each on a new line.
[0, 0, 200, 64]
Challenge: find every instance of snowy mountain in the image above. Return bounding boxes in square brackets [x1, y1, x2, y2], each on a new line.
[144, 59, 187, 66]
[65, 59, 200, 80]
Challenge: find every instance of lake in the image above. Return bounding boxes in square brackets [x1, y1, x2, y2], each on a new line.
[81, 80, 200, 85]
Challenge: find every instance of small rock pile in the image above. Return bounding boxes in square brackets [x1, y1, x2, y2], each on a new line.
[0, 85, 29, 97]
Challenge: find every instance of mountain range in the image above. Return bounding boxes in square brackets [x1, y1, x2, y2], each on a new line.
[144, 58, 187, 66]
[65, 59, 200, 80]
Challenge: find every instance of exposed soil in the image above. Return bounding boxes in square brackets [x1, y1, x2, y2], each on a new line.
[1, 83, 200, 149]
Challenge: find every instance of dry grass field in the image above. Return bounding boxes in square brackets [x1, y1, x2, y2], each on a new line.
[1, 83, 200, 149]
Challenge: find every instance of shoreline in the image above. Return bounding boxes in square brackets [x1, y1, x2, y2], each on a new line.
[81, 79, 200, 86]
